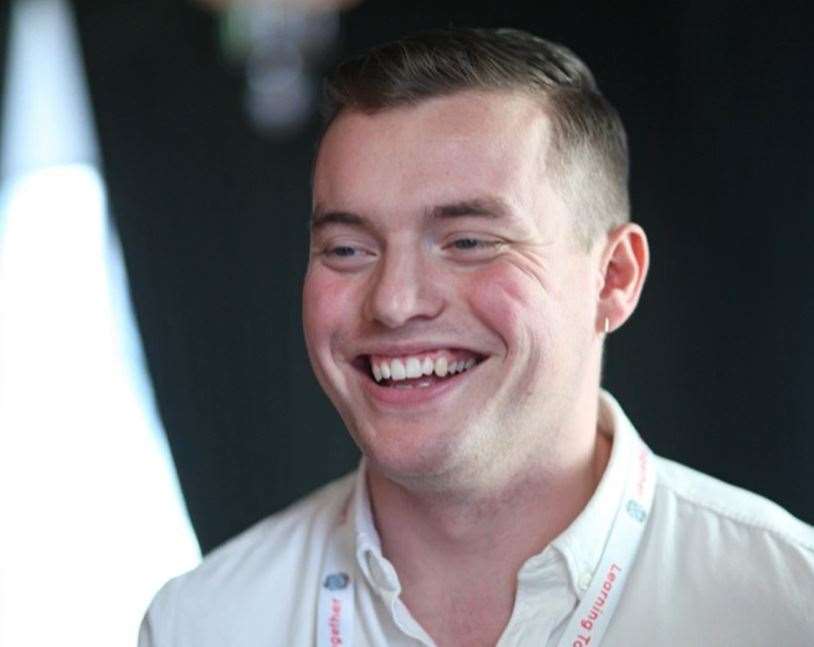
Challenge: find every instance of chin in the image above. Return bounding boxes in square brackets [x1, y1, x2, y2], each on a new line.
[350, 414, 480, 486]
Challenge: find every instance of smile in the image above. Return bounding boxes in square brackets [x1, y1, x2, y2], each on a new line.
[359, 350, 485, 389]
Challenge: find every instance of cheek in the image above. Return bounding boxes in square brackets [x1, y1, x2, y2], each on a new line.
[302, 269, 352, 350]
[464, 263, 549, 351]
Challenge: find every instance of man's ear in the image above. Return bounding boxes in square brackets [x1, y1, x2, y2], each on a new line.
[596, 223, 649, 334]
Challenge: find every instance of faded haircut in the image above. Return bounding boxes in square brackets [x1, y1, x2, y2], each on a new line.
[318, 27, 630, 250]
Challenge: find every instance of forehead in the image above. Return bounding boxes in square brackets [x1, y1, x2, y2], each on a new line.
[313, 91, 557, 223]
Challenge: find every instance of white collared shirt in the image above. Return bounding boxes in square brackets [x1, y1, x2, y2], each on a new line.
[139, 392, 814, 646]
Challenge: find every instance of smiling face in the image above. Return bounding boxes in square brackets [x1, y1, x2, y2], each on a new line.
[304, 90, 607, 493]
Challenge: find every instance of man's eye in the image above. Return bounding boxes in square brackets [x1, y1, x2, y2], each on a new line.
[452, 238, 483, 250]
[317, 242, 376, 270]
[448, 238, 502, 252]
[328, 246, 357, 257]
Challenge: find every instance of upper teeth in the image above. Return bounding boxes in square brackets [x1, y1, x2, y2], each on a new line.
[371, 355, 477, 382]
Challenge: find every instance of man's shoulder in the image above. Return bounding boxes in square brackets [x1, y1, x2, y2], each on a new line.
[140, 471, 356, 646]
[613, 457, 814, 644]
[653, 454, 814, 552]
[650, 455, 814, 619]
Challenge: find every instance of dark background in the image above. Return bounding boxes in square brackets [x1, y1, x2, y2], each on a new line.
[4, 1, 811, 554]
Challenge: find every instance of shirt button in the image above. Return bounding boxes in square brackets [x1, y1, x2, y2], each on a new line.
[578, 572, 592, 592]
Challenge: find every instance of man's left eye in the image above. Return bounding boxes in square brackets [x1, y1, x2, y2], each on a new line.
[448, 238, 501, 251]
[452, 238, 484, 250]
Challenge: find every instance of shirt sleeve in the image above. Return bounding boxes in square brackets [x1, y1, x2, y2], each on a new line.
[137, 609, 157, 647]
[137, 579, 177, 647]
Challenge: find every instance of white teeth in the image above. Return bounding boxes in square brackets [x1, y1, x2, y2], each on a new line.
[405, 357, 422, 379]
[434, 356, 448, 377]
[390, 358, 407, 381]
[371, 354, 478, 382]
[422, 357, 434, 376]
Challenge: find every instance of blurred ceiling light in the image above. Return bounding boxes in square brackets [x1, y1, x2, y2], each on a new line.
[198, 0, 363, 134]
[196, 0, 362, 15]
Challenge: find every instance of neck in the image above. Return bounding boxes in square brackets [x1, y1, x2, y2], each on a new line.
[366, 425, 612, 646]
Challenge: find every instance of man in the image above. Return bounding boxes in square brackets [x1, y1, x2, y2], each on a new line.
[139, 27, 814, 646]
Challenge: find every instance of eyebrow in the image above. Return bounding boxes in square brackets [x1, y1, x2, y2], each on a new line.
[310, 195, 515, 231]
[429, 196, 514, 220]
[310, 209, 368, 231]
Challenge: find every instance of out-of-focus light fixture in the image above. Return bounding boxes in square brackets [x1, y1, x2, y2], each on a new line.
[196, 0, 362, 134]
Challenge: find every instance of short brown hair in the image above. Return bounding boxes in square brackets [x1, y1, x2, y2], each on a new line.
[319, 27, 630, 249]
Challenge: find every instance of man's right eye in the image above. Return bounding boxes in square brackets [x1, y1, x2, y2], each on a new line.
[316, 242, 376, 270]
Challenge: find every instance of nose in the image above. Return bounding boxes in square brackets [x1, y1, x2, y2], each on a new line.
[363, 247, 444, 329]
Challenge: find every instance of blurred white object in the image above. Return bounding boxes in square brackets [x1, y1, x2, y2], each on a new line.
[198, 0, 362, 11]
[218, 1, 342, 133]
[0, 0, 97, 176]
[0, 1, 201, 646]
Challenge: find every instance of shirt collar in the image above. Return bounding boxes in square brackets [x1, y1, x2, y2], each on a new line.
[348, 456, 401, 595]
[345, 390, 647, 599]
[545, 389, 645, 597]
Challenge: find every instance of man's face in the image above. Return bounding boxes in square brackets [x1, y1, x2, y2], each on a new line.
[304, 91, 604, 491]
